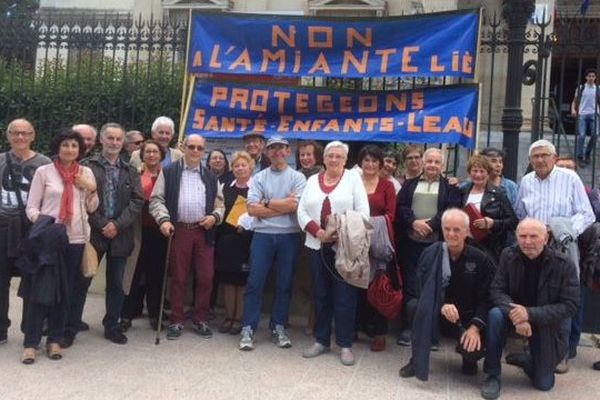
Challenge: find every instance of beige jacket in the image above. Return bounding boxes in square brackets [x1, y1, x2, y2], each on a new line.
[326, 210, 373, 289]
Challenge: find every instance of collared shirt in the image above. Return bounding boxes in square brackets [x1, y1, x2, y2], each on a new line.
[161, 150, 172, 168]
[515, 166, 595, 236]
[101, 156, 123, 219]
[177, 162, 206, 223]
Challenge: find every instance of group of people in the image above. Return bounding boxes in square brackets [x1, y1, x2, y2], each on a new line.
[1, 114, 599, 400]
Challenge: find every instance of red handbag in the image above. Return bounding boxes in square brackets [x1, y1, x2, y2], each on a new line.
[367, 269, 403, 320]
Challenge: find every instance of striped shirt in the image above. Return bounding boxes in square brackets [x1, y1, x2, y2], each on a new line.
[177, 163, 206, 223]
[515, 166, 594, 236]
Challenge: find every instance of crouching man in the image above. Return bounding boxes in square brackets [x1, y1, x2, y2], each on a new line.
[481, 218, 580, 399]
[399, 208, 496, 380]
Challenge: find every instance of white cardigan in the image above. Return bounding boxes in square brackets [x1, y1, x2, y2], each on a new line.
[297, 169, 370, 250]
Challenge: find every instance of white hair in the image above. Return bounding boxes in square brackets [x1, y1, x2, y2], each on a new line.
[528, 139, 556, 157]
[72, 124, 97, 139]
[441, 208, 470, 229]
[324, 140, 349, 157]
[151, 116, 175, 133]
[423, 147, 445, 163]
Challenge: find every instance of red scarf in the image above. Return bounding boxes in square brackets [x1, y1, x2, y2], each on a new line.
[54, 159, 80, 224]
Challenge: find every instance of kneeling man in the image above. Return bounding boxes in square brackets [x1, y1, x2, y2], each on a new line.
[400, 208, 496, 380]
[481, 218, 580, 399]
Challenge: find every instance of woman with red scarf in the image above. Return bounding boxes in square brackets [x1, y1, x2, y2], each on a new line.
[23, 130, 98, 364]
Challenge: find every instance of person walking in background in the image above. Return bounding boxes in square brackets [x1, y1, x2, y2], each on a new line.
[571, 68, 600, 167]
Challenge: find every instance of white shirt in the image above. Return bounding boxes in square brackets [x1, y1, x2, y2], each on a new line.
[576, 84, 599, 116]
[466, 192, 484, 212]
[297, 169, 370, 250]
[515, 166, 594, 236]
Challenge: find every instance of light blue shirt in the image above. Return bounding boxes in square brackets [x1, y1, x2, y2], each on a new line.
[247, 166, 306, 234]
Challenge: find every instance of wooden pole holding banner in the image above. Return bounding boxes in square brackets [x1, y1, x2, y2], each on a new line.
[179, 74, 196, 144]
[474, 7, 484, 153]
[178, 9, 193, 145]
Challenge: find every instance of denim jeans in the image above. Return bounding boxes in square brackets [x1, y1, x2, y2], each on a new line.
[0, 226, 12, 335]
[308, 245, 358, 348]
[241, 232, 300, 331]
[102, 254, 127, 332]
[576, 113, 598, 160]
[484, 307, 555, 391]
[23, 244, 84, 348]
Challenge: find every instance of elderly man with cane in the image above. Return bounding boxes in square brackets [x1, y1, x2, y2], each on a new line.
[150, 134, 224, 340]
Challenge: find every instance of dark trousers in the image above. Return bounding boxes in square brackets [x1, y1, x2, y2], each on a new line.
[23, 244, 84, 348]
[66, 273, 92, 335]
[357, 290, 388, 335]
[169, 225, 214, 325]
[309, 245, 358, 348]
[102, 253, 127, 332]
[399, 239, 431, 330]
[0, 226, 13, 335]
[568, 285, 585, 357]
[484, 307, 555, 391]
[121, 227, 167, 320]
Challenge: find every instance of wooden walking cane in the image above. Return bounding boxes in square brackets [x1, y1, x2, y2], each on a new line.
[155, 232, 173, 345]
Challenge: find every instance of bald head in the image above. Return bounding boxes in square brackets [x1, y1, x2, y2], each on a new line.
[6, 119, 35, 153]
[73, 124, 97, 155]
[516, 218, 548, 259]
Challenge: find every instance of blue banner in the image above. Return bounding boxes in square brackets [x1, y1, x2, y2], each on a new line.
[185, 80, 479, 148]
[188, 10, 480, 78]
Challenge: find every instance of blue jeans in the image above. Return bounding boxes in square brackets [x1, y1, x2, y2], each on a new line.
[576, 113, 598, 160]
[241, 232, 300, 331]
[23, 244, 84, 347]
[484, 307, 555, 391]
[308, 245, 358, 348]
[102, 254, 127, 332]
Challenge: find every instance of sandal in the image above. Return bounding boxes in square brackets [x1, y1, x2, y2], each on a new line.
[21, 348, 36, 364]
[46, 343, 63, 360]
[229, 319, 242, 335]
[218, 318, 234, 334]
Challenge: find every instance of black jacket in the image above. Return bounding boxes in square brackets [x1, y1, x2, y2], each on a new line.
[396, 174, 462, 241]
[460, 183, 517, 260]
[16, 215, 69, 306]
[83, 155, 144, 257]
[412, 242, 495, 381]
[490, 246, 580, 378]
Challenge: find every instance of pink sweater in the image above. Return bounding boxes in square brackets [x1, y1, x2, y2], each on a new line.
[26, 163, 99, 244]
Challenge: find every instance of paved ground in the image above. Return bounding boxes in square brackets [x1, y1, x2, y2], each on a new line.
[1, 287, 599, 400]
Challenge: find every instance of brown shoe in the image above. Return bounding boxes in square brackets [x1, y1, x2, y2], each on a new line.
[21, 348, 36, 364]
[46, 343, 63, 360]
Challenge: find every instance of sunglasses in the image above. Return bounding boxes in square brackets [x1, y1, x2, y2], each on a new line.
[187, 144, 205, 152]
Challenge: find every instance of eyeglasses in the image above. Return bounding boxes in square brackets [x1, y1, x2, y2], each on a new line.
[186, 144, 205, 152]
[131, 140, 144, 145]
[8, 131, 33, 137]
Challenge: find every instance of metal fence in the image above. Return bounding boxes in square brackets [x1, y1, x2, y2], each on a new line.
[0, 13, 187, 151]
